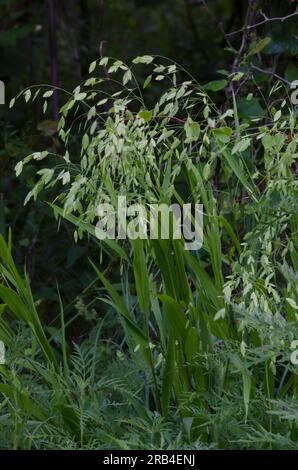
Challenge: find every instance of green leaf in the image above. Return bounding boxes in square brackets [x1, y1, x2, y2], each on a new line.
[184, 117, 200, 142]
[0, 285, 27, 321]
[82, 133, 89, 149]
[15, 161, 23, 177]
[237, 97, 264, 120]
[131, 239, 150, 320]
[159, 295, 188, 342]
[139, 110, 153, 122]
[185, 326, 199, 365]
[132, 55, 154, 64]
[232, 72, 244, 81]
[161, 336, 175, 418]
[222, 148, 257, 201]
[232, 137, 251, 154]
[9, 98, 15, 108]
[274, 109, 281, 122]
[242, 370, 251, 422]
[212, 127, 232, 143]
[43, 90, 54, 98]
[219, 214, 241, 255]
[285, 62, 298, 83]
[143, 75, 152, 89]
[123, 69, 132, 85]
[75, 92, 87, 101]
[248, 37, 271, 56]
[89, 60, 97, 73]
[184, 250, 223, 311]
[24, 89, 31, 102]
[203, 79, 228, 92]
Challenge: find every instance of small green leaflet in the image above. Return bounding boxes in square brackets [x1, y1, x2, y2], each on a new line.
[139, 110, 153, 122]
[143, 75, 152, 89]
[212, 127, 232, 143]
[74, 92, 87, 101]
[82, 134, 90, 149]
[184, 117, 200, 142]
[232, 137, 251, 154]
[248, 37, 271, 56]
[132, 55, 154, 64]
[203, 79, 228, 92]
[24, 89, 31, 102]
[89, 60, 97, 73]
[9, 97, 15, 108]
[43, 90, 54, 98]
[123, 70, 132, 85]
[15, 161, 23, 177]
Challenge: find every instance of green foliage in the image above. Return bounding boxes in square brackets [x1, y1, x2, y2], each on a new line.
[2, 53, 297, 450]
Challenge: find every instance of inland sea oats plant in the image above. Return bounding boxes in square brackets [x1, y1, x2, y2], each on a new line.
[0, 56, 297, 449]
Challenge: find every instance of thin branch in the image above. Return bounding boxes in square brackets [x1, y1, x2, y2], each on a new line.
[226, 0, 258, 98]
[250, 63, 292, 86]
[233, 1, 258, 69]
[99, 40, 110, 80]
[227, 11, 298, 37]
